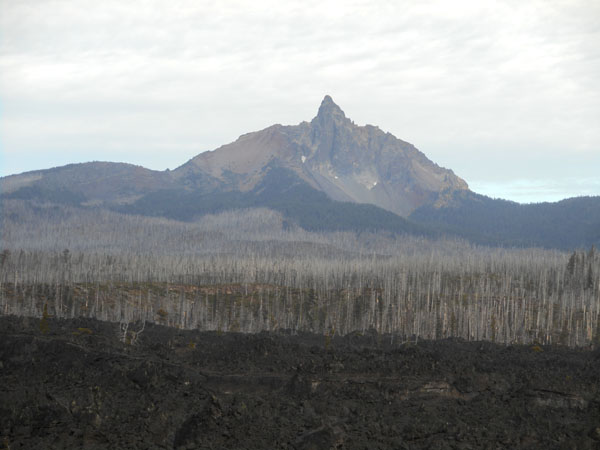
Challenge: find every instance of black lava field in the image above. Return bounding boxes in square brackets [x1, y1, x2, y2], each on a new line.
[1, 316, 600, 450]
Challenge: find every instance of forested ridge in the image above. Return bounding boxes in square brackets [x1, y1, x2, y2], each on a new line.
[410, 191, 600, 249]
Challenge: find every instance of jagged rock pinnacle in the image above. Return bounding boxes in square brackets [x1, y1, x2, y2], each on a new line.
[313, 95, 349, 128]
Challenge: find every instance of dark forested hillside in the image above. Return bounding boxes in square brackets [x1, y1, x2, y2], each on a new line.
[410, 191, 600, 249]
[120, 166, 430, 235]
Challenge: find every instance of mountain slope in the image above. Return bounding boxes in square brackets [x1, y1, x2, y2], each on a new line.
[174, 95, 469, 216]
[1, 162, 172, 206]
[2, 96, 468, 218]
[123, 165, 432, 235]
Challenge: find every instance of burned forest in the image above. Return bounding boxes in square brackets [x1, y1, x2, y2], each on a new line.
[2, 202, 599, 347]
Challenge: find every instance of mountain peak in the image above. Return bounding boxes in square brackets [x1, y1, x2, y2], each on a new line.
[313, 95, 350, 130]
[316, 95, 346, 119]
[321, 94, 337, 107]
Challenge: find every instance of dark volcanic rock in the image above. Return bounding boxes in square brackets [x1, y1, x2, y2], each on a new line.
[1, 316, 600, 449]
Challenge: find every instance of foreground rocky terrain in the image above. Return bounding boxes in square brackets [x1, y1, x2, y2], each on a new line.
[1, 315, 600, 449]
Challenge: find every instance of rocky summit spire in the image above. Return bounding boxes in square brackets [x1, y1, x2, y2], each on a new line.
[318, 95, 344, 116]
[312, 95, 350, 129]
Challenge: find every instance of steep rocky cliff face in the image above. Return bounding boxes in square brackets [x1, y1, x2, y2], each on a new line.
[176, 95, 468, 216]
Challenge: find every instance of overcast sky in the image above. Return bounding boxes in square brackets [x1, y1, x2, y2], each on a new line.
[1, 0, 599, 203]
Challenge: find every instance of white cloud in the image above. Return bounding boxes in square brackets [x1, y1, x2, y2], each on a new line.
[1, 0, 599, 202]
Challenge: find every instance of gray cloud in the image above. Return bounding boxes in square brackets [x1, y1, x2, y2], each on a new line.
[1, 0, 599, 202]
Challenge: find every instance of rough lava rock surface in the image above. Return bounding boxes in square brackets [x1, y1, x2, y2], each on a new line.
[1, 316, 600, 449]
